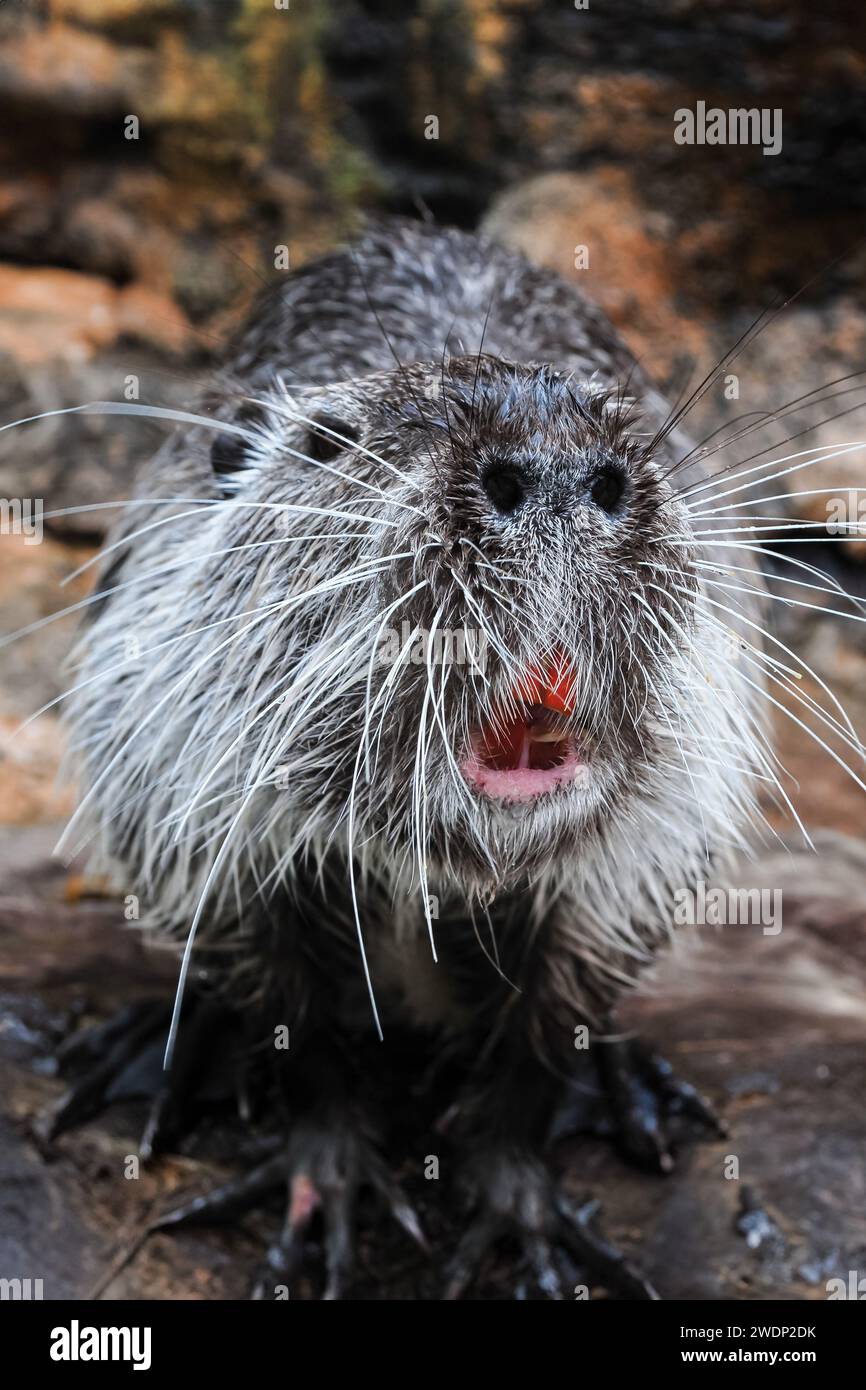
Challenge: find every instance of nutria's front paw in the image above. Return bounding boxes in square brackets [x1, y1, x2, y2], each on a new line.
[553, 1035, 725, 1174]
[40, 995, 239, 1157]
[42, 1000, 425, 1299]
[153, 1113, 425, 1300]
[598, 1038, 725, 1173]
[445, 1147, 657, 1300]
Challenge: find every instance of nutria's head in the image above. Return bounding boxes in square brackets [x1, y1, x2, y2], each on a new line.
[70, 351, 761, 926]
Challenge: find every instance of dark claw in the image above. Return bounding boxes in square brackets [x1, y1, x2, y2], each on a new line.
[252, 1201, 310, 1298]
[367, 1160, 428, 1252]
[386, 1190, 428, 1251]
[151, 1152, 286, 1231]
[41, 1002, 171, 1140]
[139, 1000, 227, 1159]
[593, 1036, 725, 1173]
[556, 1197, 659, 1301]
[322, 1186, 353, 1301]
[599, 1038, 675, 1172]
[444, 1219, 497, 1300]
[634, 1044, 727, 1137]
[525, 1236, 566, 1299]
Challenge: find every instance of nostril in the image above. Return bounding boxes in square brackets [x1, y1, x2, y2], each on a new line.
[482, 464, 529, 514]
[588, 467, 625, 515]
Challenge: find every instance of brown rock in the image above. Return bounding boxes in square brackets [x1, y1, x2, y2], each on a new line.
[54, 0, 176, 28]
[481, 168, 711, 380]
[0, 22, 153, 118]
[0, 715, 74, 827]
[0, 265, 193, 367]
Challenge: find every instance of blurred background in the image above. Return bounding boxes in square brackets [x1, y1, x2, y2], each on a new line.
[1, 0, 866, 1300]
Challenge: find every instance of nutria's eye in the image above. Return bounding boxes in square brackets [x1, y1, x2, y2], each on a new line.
[482, 463, 529, 514]
[307, 414, 359, 463]
[211, 432, 248, 477]
[210, 404, 266, 490]
[588, 466, 625, 515]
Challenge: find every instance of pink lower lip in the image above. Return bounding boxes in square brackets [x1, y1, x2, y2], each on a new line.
[460, 745, 584, 803]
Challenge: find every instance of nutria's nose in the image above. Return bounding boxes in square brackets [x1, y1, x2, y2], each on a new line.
[481, 463, 530, 514]
[481, 459, 627, 518]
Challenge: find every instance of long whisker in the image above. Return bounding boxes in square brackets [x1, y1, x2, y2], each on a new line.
[0, 530, 381, 650]
[686, 439, 866, 511]
[61, 498, 399, 588]
[648, 574, 865, 756]
[55, 555, 409, 855]
[669, 585, 866, 795]
[667, 373, 866, 490]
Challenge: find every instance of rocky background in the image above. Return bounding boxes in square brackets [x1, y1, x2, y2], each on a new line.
[1, 0, 866, 1300]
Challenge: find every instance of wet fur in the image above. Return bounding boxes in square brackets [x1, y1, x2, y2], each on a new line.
[65, 221, 766, 1074]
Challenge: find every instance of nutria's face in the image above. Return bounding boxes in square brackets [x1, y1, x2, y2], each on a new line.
[211, 354, 713, 892]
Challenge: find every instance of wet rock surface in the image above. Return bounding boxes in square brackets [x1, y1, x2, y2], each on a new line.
[2, 823, 866, 1299]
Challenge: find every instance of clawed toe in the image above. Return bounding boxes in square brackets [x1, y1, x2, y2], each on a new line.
[151, 1148, 285, 1232]
[574, 1036, 725, 1174]
[445, 1152, 655, 1301]
[637, 1045, 725, 1135]
[40, 1000, 171, 1141]
[41, 994, 246, 1156]
[555, 1197, 658, 1300]
[151, 1123, 426, 1300]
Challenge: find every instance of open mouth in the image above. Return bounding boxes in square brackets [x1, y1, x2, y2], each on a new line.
[460, 657, 585, 803]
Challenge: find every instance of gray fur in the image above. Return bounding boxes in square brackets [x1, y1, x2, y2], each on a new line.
[64, 221, 766, 1066]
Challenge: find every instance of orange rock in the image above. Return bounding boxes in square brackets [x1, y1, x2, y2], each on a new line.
[0, 21, 152, 116]
[481, 169, 710, 378]
[63, 871, 115, 903]
[116, 283, 193, 355]
[0, 266, 117, 366]
[0, 714, 74, 826]
[0, 265, 192, 366]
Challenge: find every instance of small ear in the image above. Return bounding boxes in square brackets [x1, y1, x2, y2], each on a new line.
[210, 403, 267, 488]
[307, 413, 360, 463]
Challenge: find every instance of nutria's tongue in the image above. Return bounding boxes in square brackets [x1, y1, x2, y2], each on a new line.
[477, 705, 570, 772]
[462, 655, 584, 802]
